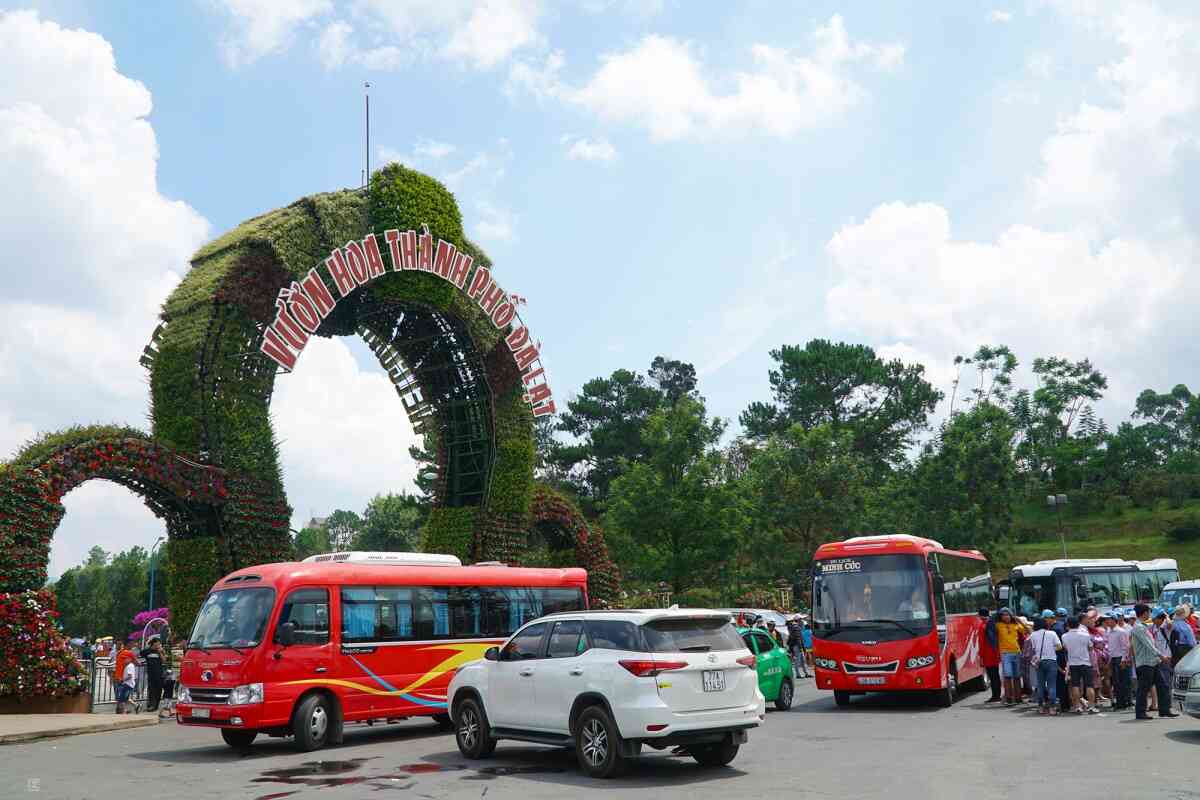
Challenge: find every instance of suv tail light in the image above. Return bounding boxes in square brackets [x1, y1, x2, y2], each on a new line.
[618, 659, 687, 677]
[736, 655, 757, 669]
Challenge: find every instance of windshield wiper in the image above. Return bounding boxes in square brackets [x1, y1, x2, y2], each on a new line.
[860, 619, 920, 637]
[679, 645, 712, 652]
[208, 641, 251, 654]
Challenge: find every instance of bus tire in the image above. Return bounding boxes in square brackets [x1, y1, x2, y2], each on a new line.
[775, 678, 794, 711]
[964, 669, 989, 694]
[221, 728, 257, 749]
[833, 690, 851, 707]
[293, 693, 333, 751]
[934, 668, 957, 708]
[432, 712, 454, 730]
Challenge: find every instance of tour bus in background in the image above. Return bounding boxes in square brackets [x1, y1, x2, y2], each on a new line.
[1162, 579, 1200, 610]
[810, 535, 991, 708]
[998, 558, 1179, 618]
[175, 552, 588, 751]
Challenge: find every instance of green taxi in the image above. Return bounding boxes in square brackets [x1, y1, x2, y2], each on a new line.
[737, 626, 794, 711]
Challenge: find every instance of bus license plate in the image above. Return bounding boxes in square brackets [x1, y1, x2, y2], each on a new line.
[191, 707, 210, 719]
[857, 677, 886, 685]
[702, 670, 726, 692]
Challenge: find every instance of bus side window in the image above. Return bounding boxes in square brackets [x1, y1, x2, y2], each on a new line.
[276, 588, 329, 645]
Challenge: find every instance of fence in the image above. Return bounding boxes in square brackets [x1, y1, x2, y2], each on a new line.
[87, 652, 181, 712]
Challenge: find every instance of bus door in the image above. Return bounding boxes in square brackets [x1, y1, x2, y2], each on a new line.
[265, 587, 334, 722]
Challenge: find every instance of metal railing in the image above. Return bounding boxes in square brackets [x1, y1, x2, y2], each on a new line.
[87, 654, 180, 713]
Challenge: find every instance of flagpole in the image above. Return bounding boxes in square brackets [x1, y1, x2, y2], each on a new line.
[364, 82, 371, 187]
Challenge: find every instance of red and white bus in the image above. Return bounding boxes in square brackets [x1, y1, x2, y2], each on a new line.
[176, 552, 588, 750]
[810, 535, 991, 708]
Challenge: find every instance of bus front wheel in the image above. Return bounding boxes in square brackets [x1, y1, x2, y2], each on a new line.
[293, 693, 333, 751]
[833, 691, 851, 707]
[934, 669, 957, 708]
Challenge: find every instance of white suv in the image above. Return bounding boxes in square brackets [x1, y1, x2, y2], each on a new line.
[447, 609, 765, 778]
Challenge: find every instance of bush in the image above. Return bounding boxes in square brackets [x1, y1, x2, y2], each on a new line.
[1105, 495, 1133, 516]
[674, 588, 723, 608]
[1131, 473, 1200, 508]
[1166, 516, 1200, 543]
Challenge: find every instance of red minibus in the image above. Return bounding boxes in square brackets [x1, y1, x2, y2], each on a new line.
[810, 535, 991, 708]
[175, 551, 588, 750]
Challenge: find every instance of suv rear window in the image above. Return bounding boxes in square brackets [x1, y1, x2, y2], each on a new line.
[584, 620, 641, 651]
[642, 617, 744, 652]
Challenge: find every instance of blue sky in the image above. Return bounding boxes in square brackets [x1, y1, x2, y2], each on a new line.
[2, 1, 1198, 576]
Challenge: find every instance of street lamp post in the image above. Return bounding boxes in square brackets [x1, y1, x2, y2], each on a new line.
[1047, 493, 1068, 558]
[147, 536, 166, 611]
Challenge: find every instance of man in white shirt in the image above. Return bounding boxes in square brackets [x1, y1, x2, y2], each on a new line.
[1106, 613, 1132, 710]
[1029, 611, 1064, 715]
[1061, 617, 1099, 714]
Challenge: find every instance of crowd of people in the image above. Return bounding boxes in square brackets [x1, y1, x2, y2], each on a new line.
[979, 600, 1198, 719]
[108, 635, 176, 716]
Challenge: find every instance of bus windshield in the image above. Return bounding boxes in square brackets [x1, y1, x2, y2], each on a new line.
[812, 554, 933, 642]
[188, 587, 276, 651]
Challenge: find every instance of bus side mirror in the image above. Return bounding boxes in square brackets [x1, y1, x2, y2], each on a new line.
[484, 647, 499, 662]
[1074, 583, 1089, 602]
[277, 621, 296, 647]
[997, 585, 1011, 602]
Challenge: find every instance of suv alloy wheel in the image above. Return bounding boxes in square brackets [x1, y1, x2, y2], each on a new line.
[454, 698, 496, 759]
[575, 706, 625, 779]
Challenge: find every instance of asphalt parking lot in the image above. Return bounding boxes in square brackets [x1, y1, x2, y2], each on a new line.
[5, 680, 1199, 800]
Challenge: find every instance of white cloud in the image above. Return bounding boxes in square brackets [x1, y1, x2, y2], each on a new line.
[474, 200, 518, 243]
[509, 15, 904, 141]
[316, 20, 408, 70]
[414, 138, 456, 159]
[988, 10, 1013, 23]
[272, 338, 419, 530]
[214, 0, 332, 67]
[823, 201, 1191, 410]
[0, 10, 210, 574]
[1031, 2, 1200, 227]
[562, 135, 618, 162]
[216, 0, 543, 71]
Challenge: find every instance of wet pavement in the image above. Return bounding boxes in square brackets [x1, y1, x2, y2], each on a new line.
[4, 679, 1199, 799]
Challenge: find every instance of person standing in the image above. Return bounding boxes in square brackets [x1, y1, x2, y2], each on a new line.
[1152, 607, 1174, 710]
[1170, 606, 1196, 666]
[1029, 612, 1063, 715]
[995, 608, 1027, 705]
[979, 608, 1002, 703]
[1131, 604, 1178, 720]
[1062, 617, 1100, 714]
[1053, 608, 1071, 712]
[141, 636, 166, 712]
[113, 640, 137, 714]
[1107, 612, 1132, 710]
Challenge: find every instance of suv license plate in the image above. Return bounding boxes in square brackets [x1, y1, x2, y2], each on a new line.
[857, 677, 886, 685]
[192, 707, 210, 718]
[702, 670, 726, 692]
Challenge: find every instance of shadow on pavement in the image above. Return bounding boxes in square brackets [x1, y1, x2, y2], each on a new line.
[788, 691, 952, 714]
[416, 745, 749, 789]
[128, 719, 454, 764]
[1165, 730, 1200, 745]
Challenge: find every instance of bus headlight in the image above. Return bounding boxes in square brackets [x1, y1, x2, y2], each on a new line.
[228, 683, 264, 705]
[177, 685, 192, 704]
[906, 655, 936, 669]
[814, 657, 838, 670]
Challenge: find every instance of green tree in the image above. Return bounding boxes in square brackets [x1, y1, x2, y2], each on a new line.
[325, 509, 363, 552]
[604, 397, 735, 592]
[739, 340, 941, 471]
[553, 357, 698, 503]
[739, 424, 871, 582]
[106, 547, 149, 638]
[1010, 356, 1107, 484]
[353, 492, 424, 552]
[1132, 384, 1200, 465]
[950, 344, 1018, 414]
[910, 403, 1018, 553]
[292, 525, 331, 560]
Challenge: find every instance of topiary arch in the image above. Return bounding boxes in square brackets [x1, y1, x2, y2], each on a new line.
[0, 164, 619, 646]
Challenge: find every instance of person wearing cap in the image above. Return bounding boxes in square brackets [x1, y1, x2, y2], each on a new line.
[1170, 606, 1196, 666]
[1131, 603, 1177, 720]
[140, 635, 166, 712]
[1028, 611, 1063, 715]
[1062, 616, 1100, 714]
[995, 608, 1027, 705]
[1053, 608, 1070, 712]
[1107, 612, 1132, 710]
[1152, 607, 1174, 710]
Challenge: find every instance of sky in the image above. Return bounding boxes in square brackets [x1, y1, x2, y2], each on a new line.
[1, 1, 1198, 577]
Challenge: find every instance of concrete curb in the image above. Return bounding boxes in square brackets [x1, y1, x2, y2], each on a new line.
[0, 715, 159, 745]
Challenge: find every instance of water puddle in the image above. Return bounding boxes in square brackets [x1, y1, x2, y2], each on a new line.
[396, 762, 466, 774]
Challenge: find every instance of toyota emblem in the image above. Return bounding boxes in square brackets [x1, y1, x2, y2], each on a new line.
[201, 670, 213, 682]
[707, 654, 718, 663]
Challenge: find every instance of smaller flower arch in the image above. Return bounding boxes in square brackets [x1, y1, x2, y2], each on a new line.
[526, 485, 620, 606]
